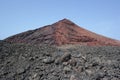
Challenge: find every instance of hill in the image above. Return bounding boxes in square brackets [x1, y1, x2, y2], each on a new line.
[1, 19, 120, 80]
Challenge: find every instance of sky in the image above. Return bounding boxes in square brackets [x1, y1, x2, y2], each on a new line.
[0, 0, 120, 40]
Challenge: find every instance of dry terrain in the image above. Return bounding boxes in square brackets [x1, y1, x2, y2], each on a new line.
[0, 41, 120, 80]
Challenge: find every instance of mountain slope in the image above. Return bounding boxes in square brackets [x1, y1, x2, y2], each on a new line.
[4, 19, 120, 46]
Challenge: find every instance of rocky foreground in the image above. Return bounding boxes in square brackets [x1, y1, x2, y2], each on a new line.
[0, 41, 120, 80]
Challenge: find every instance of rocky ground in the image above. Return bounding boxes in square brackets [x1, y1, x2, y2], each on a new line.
[0, 40, 120, 80]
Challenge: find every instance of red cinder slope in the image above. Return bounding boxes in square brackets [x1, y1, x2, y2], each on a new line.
[4, 19, 120, 46]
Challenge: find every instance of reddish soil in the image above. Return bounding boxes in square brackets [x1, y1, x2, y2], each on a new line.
[4, 19, 120, 46]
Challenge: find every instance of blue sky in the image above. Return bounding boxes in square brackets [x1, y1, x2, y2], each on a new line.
[0, 0, 120, 40]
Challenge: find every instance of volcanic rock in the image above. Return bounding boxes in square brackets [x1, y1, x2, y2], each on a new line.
[43, 57, 55, 64]
[4, 18, 120, 46]
[0, 41, 120, 80]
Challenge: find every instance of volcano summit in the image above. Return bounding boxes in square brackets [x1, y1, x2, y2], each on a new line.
[5, 19, 120, 46]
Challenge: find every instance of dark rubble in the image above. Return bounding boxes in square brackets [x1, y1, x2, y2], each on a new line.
[0, 41, 120, 80]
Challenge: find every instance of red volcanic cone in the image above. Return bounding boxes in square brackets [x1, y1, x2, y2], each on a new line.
[5, 18, 120, 46]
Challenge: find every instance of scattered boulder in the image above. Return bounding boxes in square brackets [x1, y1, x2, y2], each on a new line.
[76, 66, 84, 72]
[92, 71, 105, 80]
[69, 58, 77, 67]
[72, 53, 81, 58]
[85, 69, 95, 76]
[17, 67, 25, 74]
[54, 58, 61, 65]
[63, 62, 69, 66]
[43, 57, 55, 64]
[63, 66, 71, 74]
[61, 53, 71, 62]
[55, 53, 71, 64]
[70, 75, 77, 80]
